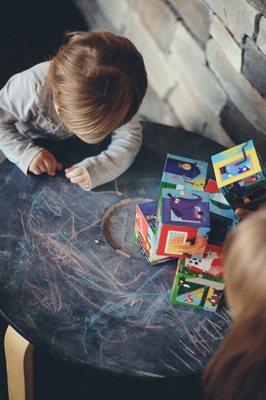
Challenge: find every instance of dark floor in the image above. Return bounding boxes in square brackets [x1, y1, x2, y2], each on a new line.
[0, 1, 204, 399]
[35, 348, 204, 400]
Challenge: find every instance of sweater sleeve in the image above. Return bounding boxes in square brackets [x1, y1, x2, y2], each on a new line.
[0, 70, 44, 174]
[76, 115, 142, 190]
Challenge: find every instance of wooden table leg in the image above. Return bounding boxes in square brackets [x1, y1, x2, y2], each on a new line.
[4, 326, 34, 400]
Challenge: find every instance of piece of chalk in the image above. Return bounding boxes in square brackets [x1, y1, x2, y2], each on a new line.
[94, 239, 99, 244]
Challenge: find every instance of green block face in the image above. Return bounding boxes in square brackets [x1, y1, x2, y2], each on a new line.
[170, 270, 224, 312]
[178, 257, 224, 284]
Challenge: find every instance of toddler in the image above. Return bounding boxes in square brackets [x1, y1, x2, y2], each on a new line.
[0, 30, 147, 189]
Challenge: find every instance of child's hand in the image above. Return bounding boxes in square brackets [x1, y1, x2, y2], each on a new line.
[65, 166, 90, 189]
[29, 149, 63, 176]
[235, 208, 252, 219]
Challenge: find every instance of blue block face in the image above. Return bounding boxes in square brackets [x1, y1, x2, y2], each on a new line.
[138, 200, 157, 216]
[161, 154, 208, 190]
[209, 192, 237, 221]
[165, 157, 201, 178]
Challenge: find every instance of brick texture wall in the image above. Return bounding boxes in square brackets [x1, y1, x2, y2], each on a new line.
[75, 0, 266, 151]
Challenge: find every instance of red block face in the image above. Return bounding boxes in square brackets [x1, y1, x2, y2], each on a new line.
[157, 225, 207, 257]
[185, 244, 223, 278]
[135, 205, 152, 255]
[204, 179, 219, 193]
[135, 205, 149, 239]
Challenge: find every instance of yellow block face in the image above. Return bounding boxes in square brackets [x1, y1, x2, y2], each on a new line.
[213, 147, 261, 188]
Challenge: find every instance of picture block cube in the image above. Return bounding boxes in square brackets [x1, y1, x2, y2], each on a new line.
[135, 200, 169, 265]
[161, 154, 208, 190]
[170, 251, 225, 312]
[212, 140, 266, 210]
[157, 188, 210, 257]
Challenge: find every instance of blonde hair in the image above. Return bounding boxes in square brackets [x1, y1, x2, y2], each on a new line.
[48, 30, 147, 143]
[203, 208, 266, 400]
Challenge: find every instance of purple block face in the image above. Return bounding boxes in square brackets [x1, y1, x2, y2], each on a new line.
[162, 192, 210, 227]
[138, 200, 157, 230]
[139, 201, 157, 217]
[164, 158, 201, 179]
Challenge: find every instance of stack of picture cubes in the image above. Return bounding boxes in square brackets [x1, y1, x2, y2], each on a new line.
[135, 140, 266, 311]
[135, 153, 240, 312]
[135, 155, 211, 264]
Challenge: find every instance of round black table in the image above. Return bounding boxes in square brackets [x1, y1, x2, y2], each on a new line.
[0, 122, 231, 378]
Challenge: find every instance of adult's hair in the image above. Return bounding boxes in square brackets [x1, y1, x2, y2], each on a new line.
[203, 208, 266, 400]
[48, 30, 147, 143]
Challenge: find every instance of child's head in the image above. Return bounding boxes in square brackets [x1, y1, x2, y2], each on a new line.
[203, 208, 266, 400]
[223, 208, 266, 318]
[48, 30, 147, 143]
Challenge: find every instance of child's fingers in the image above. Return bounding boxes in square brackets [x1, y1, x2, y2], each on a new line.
[65, 167, 82, 179]
[79, 182, 89, 189]
[65, 166, 75, 173]
[70, 175, 87, 184]
[31, 165, 42, 175]
[43, 158, 56, 176]
[235, 208, 252, 219]
[38, 161, 48, 173]
[56, 162, 63, 170]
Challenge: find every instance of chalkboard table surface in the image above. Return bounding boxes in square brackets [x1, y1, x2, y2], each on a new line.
[0, 122, 231, 378]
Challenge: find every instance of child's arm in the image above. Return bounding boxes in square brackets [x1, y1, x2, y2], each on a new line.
[69, 115, 142, 190]
[0, 70, 46, 174]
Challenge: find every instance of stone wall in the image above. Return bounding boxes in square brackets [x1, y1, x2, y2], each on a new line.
[75, 0, 266, 151]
